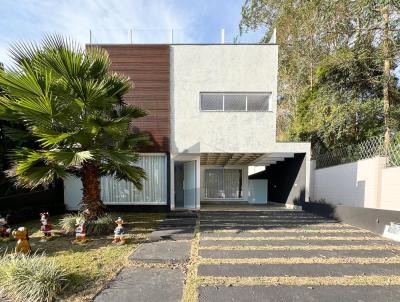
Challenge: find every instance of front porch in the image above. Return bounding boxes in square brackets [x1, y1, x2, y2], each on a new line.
[200, 202, 301, 212]
[171, 151, 308, 211]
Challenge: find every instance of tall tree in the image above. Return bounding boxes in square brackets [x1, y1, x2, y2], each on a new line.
[0, 35, 149, 219]
[239, 0, 400, 145]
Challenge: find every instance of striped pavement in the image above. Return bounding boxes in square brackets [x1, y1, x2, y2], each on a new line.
[183, 210, 400, 302]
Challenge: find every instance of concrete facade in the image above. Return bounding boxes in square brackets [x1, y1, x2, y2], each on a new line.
[64, 43, 311, 211]
[170, 45, 278, 154]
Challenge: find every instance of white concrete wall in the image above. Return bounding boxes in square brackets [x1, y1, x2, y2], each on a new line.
[170, 45, 278, 153]
[380, 166, 400, 211]
[312, 156, 400, 211]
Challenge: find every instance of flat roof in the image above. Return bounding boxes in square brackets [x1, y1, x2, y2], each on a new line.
[88, 43, 278, 46]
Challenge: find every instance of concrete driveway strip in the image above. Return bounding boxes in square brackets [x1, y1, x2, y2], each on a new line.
[194, 210, 400, 302]
[93, 268, 184, 302]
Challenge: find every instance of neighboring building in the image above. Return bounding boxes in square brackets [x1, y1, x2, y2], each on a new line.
[64, 44, 310, 211]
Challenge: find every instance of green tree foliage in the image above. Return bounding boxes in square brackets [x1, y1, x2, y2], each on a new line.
[289, 44, 400, 152]
[239, 0, 400, 149]
[0, 35, 149, 218]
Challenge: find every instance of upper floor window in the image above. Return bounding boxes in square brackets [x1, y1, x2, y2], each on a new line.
[200, 93, 271, 112]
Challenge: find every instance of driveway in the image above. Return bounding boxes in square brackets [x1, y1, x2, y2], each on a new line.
[190, 210, 400, 302]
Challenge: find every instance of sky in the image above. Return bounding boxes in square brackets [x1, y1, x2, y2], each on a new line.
[0, 0, 265, 67]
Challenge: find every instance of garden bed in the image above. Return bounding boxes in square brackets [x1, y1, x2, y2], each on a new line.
[0, 212, 165, 301]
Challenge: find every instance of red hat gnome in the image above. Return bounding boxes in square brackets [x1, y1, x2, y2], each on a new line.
[40, 212, 53, 241]
[112, 217, 125, 244]
[0, 215, 11, 241]
[73, 216, 87, 244]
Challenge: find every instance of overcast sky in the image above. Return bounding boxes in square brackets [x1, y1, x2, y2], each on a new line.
[0, 0, 265, 67]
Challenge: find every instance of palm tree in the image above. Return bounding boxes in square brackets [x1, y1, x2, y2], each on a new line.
[0, 35, 149, 219]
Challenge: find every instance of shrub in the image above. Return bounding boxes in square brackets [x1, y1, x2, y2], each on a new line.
[0, 253, 69, 302]
[59, 213, 114, 236]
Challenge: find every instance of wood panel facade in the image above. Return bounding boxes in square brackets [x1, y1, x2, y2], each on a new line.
[97, 45, 170, 152]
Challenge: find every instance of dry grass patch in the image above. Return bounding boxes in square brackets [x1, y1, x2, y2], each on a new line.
[0, 212, 164, 302]
[201, 229, 370, 234]
[200, 245, 400, 251]
[198, 275, 400, 286]
[198, 256, 400, 265]
[201, 236, 384, 241]
[182, 218, 200, 302]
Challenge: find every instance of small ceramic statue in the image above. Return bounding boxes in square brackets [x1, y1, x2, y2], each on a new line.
[40, 212, 53, 241]
[12, 227, 31, 254]
[112, 217, 125, 244]
[74, 216, 86, 243]
[0, 215, 11, 241]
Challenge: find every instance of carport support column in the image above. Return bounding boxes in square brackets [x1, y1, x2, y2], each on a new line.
[196, 159, 201, 210]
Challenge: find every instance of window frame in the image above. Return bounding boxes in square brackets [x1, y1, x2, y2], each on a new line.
[200, 92, 272, 112]
[203, 167, 244, 200]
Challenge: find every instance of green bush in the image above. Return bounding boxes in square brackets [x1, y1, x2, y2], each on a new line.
[0, 253, 69, 302]
[59, 213, 114, 236]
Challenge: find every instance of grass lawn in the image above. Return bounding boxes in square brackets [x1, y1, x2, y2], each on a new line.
[0, 212, 165, 301]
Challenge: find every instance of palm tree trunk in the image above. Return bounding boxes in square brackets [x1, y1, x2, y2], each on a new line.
[80, 161, 105, 219]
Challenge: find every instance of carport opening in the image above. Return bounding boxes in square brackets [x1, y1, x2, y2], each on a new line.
[249, 153, 306, 206]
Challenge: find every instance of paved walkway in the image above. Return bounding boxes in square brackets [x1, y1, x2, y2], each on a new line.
[93, 213, 197, 302]
[94, 210, 400, 302]
[191, 210, 400, 302]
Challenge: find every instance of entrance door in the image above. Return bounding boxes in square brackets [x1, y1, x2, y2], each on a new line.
[183, 161, 196, 209]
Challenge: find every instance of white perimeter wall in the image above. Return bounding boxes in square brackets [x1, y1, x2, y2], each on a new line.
[170, 45, 278, 153]
[311, 157, 400, 211]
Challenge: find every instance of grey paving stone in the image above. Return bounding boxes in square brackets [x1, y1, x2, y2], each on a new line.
[200, 220, 336, 226]
[199, 239, 391, 247]
[199, 225, 359, 232]
[199, 248, 400, 259]
[158, 218, 197, 227]
[198, 263, 400, 277]
[166, 212, 198, 219]
[93, 267, 184, 302]
[198, 285, 400, 302]
[129, 241, 191, 263]
[201, 231, 377, 238]
[149, 227, 195, 241]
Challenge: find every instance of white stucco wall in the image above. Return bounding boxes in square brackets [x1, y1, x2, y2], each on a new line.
[312, 157, 388, 209]
[170, 45, 278, 153]
[380, 166, 400, 211]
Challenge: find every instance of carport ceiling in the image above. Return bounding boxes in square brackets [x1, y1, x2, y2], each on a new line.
[201, 153, 264, 165]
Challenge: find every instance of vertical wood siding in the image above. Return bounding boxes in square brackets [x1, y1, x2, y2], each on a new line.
[97, 45, 170, 152]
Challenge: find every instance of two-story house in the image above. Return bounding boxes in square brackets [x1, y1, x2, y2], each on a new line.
[64, 44, 311, 211]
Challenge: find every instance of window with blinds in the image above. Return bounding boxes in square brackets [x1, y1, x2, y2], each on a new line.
[200, 93, 270, 112]
[101, 155, 167, 205]
[204, 168, 243, 199]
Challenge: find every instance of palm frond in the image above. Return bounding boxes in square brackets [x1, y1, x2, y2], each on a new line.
[2, 126, 32, 143]
[44, 150, 93, 167]
[118, 132, 151, 149]
[100, 163, 146, 190]
[115, 105, 147, 119]
[33, 129, 73, 147]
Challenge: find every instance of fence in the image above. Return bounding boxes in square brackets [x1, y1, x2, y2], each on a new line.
[314, 137, 400, 169]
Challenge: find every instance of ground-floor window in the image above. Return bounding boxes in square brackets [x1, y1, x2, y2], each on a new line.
[204, 168, 242, 199]
[101, 154, 167, 205]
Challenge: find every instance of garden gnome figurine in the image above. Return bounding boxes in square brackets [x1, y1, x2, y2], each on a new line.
[0, 215, 11, 241]
[74, 216, 86, 243]
[113, 217, 125, 244]
[40, 212, 53, 241]
[12, 227, 31, 254]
